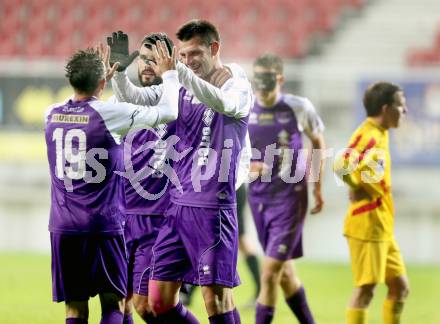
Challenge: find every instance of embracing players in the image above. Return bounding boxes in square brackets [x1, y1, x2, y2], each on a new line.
[111, 20, 253, 323]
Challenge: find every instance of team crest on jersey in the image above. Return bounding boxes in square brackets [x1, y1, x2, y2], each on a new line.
[249, 112, 258, 124]
[276, 111, 292, 124]
[183, 92, 193, 102]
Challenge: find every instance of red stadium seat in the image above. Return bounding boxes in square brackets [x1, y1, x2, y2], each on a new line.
[204, 0, 237, 26]
[0, 0, 364, 59]
[0, 35, 20, 56]
[309, 0, 341, 34]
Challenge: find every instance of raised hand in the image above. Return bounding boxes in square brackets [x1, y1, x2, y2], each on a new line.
[106, 31, 139, 72]
[96, 43, 119, 81]
[149, 40, 176, 77]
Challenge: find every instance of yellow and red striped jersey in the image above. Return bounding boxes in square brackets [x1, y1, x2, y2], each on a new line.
[334, 118, 394, 241]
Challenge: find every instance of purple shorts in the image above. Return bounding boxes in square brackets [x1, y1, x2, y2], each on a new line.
[50, 232, 128, 302]
[124, 214, 164, 296]
[248, 188, 308, 261]
[150, 204, 240, 288]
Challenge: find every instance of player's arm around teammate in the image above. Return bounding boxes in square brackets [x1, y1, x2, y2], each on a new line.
[107, 22, 253, 323]
[175, 60, 251, 118]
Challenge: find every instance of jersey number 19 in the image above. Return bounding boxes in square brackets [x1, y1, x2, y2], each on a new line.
[52, 128, 86, 180]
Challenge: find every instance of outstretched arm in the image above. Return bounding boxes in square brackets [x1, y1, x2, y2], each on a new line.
[94, 70, 179, 139]
[176, 62, 253, 119]
[112, 72, 164, 106]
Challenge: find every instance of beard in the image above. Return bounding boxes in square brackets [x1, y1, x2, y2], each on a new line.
[138, 72, 163, 87]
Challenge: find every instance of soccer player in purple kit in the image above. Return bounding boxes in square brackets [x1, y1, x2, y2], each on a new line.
[110, 20, 253, 324]
[44, 43, 178, 324]
[107, 32, 177, 323]
[248, 53, 326, 324]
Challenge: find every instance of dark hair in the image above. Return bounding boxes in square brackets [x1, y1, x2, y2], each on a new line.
[141, 32, 174, 55]
[253, 53, 283, 74]
[176, 19, 220, 47]
[363, 82, 402, 117]
[65, 49, 104, 95]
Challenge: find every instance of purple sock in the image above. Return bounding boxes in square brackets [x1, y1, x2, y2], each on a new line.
[123, 313, 134, 324]
[66, 319, 87, 324]
[285, 286, 315, 324]
[100, 310, 124, 324]
[256, 303, 275, 324]
[208, 310, 235, 324]
[233, 308, 241, 324]
[156, 301, 199, 324]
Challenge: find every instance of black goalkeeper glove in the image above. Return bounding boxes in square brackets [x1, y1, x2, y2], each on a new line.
[107, 31, 139, 72]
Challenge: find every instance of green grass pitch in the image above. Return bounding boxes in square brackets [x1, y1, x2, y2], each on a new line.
[0, 253, 438, 323]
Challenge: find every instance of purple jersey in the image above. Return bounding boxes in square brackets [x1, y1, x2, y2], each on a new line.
[123, 122, 176, 215]
[112, 63, 253, 208]
[45, 98, 125, 234]
[248, 94, 324, 201]
[44, 71, 179, 234]
[169, 88, 248, 208]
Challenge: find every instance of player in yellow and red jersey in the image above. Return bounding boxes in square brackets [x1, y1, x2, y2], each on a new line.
[334, 82, 409, 324]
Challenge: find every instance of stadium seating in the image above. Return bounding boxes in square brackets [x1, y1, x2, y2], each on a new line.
[0, 0, 366, 59]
